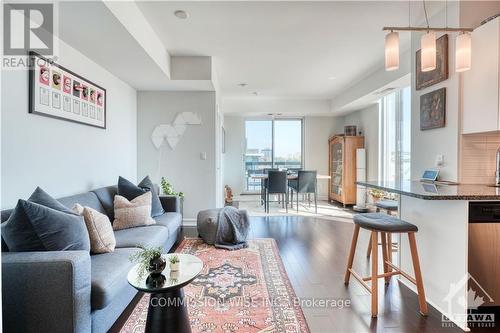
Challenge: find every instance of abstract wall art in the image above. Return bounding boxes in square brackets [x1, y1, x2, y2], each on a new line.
[151, 112, 202, 149]
[420, 88, 446, 130]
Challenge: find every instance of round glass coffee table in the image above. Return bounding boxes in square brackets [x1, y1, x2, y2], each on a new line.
[127, 253, 203, 333]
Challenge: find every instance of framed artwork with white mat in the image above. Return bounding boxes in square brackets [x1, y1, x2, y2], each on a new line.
[29, 51, 106, 129]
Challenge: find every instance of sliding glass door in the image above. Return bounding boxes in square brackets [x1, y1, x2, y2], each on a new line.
[244, 119, 303, 192]
[379, 87, 411, 183]
[274, 119, 302, 169]
[245, 120, 273, 191]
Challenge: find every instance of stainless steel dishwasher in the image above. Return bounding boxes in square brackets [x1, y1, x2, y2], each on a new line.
[469, 202, 500, 307]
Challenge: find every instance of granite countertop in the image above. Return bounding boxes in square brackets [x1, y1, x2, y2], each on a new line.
[357, 180, 500, 200]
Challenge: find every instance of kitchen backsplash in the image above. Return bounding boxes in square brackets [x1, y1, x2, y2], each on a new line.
[461, 132, 500, 184]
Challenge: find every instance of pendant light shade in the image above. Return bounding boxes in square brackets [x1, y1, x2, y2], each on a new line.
[385, 31, 400, 71]
[455, 32, 471, 72]
[421, 31, 436, 72]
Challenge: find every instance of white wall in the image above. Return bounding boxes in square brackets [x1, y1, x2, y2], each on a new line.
[223, 115, 337, 198]
[410, 3, 460, 181]
[222, 98, 331, 116]
[1, 38, 137, 209]
[340, 104, 380, 181]
[223, 116, 246, 195]
[137, 91, 217, 223]
[303, 117, 337, 198]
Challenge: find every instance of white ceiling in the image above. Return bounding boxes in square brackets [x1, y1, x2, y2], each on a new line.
[137, 1, 413, 99]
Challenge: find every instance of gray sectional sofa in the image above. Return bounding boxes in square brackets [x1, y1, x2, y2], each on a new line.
[1, 185, 183, 333]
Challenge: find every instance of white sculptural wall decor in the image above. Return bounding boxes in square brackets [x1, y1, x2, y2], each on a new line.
[151, 112, 202, 149]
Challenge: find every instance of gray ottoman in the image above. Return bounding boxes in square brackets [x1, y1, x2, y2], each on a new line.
[197, 208, 249, 245]
[197, 209, 221, 245]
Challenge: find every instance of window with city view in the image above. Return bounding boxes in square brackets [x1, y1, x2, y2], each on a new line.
[244, 119, 302, 191]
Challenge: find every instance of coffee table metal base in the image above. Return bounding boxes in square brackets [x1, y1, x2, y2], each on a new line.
[145, 289, 191, 333]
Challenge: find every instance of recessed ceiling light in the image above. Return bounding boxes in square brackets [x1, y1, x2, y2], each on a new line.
[174, 10, 189, 19]
[238, 83, 248, 87]
[328, 76, 336, 80]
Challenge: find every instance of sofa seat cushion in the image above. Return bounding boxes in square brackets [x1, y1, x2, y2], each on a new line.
[114, 225, 169, 249]
[154, 212, 182, 235]
[90, 248, 139, 310]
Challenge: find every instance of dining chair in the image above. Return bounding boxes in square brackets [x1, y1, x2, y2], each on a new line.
[261, 168, 278, 209]
[289, 170, 317, 213]
[265, 170, 288, 213]
[287, 168, 302, 176]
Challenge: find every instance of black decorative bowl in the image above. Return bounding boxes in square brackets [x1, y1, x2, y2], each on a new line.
[146, 274, 166, 288]
[148, 255, 166, 277]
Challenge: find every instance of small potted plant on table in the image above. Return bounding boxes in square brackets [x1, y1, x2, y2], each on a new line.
[169, 255, 180, 271]
[129, 246, 166, 278]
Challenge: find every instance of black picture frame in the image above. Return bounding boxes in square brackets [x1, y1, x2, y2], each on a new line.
[420, 88, 446, 130]
[29, 51, 107, 129]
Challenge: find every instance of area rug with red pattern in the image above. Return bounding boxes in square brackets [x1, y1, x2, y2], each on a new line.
[120, 238, 310, 333]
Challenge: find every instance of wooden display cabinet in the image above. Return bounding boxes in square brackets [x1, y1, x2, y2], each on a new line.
[328, 135, 364, 206]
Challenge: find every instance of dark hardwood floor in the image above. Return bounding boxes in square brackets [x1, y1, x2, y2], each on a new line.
[111, 215, 498, 333]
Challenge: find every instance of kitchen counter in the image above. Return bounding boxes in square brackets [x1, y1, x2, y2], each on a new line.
[356, 180, 500, 330]
[356, 180, 500, 200]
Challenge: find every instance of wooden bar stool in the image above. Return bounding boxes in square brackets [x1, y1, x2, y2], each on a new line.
[344, 213, 428, 318]
[367, 200, 399, 258]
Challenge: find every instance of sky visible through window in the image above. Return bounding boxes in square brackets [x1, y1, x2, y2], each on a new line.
[245, 120, 302, 162]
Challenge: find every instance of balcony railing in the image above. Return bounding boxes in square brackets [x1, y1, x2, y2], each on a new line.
[245, 161, 302, 191]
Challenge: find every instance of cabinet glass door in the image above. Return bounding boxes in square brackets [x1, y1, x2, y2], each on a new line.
[331, 140, 343, 196]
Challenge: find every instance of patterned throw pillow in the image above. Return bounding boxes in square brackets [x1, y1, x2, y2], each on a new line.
[73, 204, 116, 254]
[113, 192, 156, 230]
[117, 176, 164, 218]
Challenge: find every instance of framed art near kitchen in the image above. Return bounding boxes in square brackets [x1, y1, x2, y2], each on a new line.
[416, 34, 448, 91]
[420, 88, 446, 130]
[29, 51, 106, 129]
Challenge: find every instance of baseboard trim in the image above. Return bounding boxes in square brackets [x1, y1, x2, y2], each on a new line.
[183, 218, 196, 227]
[398, 277, 470, 332]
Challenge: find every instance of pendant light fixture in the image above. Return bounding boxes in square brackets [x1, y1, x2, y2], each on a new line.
[385, 31, 400, 71]
[420, 1, 436, 72]
[421, 31, 436, 72]
[455, 32, 472, 72]
[383, 0, 473, 73]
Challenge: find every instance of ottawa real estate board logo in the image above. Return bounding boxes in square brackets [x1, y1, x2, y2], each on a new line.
[442, 273, 495, 329]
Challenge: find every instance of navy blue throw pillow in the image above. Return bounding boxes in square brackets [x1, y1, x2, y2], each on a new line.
[118, 176, 164, 217]
[28, 186, 77, 215]
[1, 200, 90, 252]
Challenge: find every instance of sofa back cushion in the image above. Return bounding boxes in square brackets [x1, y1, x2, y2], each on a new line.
[58, 192, 107, 216]
[91, 186, 118, 220]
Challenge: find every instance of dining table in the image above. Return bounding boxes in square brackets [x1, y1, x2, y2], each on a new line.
[250, 173, 331, 207]
[250, 174, 331, 180]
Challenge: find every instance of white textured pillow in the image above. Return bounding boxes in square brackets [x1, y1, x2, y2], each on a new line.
[73, 204, 116, 254]
[113, 192, 155, 230]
